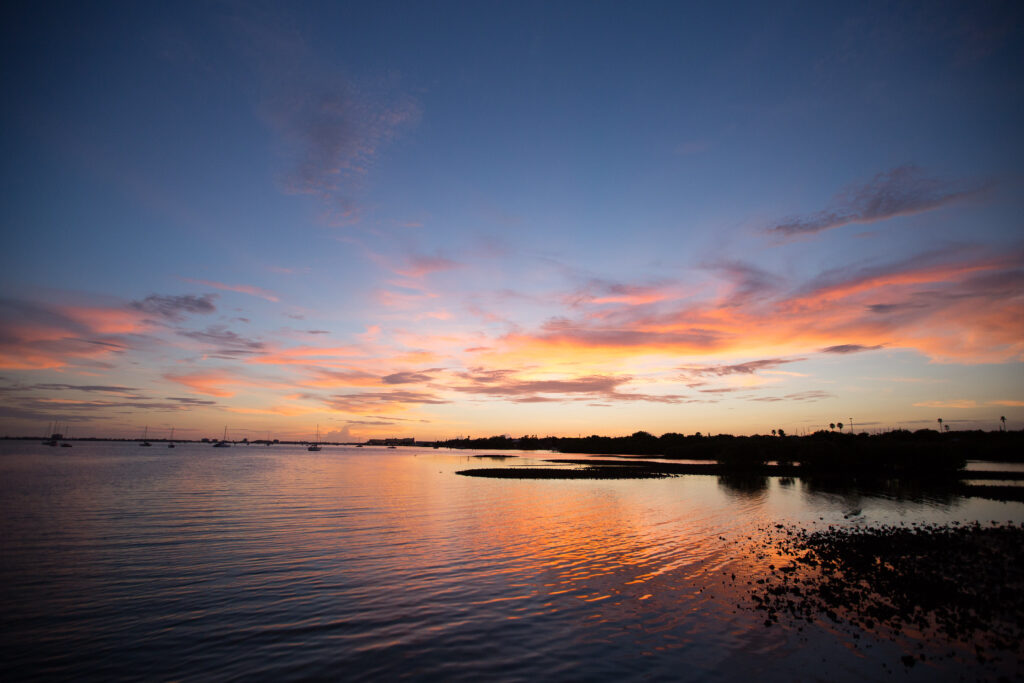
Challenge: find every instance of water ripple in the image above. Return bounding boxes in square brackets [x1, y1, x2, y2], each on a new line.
[2, 443, 1022, 681]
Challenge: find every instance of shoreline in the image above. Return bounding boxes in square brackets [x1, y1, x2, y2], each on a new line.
[456, 458, 1024, 500]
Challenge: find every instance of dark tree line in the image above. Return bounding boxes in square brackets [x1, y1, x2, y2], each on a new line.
[443, 428, 1024, 473]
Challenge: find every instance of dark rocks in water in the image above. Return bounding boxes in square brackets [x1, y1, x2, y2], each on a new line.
[748, 522, 1024, 672]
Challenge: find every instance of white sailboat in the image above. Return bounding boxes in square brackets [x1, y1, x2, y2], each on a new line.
[307, 425, 322, 451]
[213, 426, 231, 447]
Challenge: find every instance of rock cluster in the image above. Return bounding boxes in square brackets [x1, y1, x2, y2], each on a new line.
[747, 522, 1024, 674]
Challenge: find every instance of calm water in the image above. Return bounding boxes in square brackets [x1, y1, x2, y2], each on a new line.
[2, 442, 1021, 681]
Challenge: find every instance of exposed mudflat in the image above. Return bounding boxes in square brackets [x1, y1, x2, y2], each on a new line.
[455, 465, 671, 479]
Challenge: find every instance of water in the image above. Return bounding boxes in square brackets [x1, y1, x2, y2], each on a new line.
[2, 442, 1021, 681]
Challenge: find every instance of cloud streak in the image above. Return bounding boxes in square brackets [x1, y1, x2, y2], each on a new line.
[130, 294, 217, 321]
[768, 166, 987, 237]
[450, 368, 688, 404]
[182, 279, 279, 302]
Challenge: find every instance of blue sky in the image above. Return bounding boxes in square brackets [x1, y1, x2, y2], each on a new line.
[1, 1, 1022, 440]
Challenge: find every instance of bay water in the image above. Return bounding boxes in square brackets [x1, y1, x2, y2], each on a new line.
[2, 441, 1020, 681]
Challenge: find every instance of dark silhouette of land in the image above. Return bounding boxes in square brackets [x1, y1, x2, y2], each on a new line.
[452, 429, 1024, 499]
[445, 428, 1024, 463]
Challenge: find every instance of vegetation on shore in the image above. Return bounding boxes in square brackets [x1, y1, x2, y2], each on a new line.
[446, 429, 1024, 471]
[453, 430, 1024, 500]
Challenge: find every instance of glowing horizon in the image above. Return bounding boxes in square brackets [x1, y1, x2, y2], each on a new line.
[2, 3, 1022, 441]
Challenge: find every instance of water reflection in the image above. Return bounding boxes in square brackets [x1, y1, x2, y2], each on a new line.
[716, 473, 769, 498]
[799, 475, 961, 506]
[1, 442, 1022, 682]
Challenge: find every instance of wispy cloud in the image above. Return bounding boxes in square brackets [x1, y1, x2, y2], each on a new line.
[182, 279, 279, 302]
[912, 400, 978, 409]
[820, 344, 884, 354]
[680, 358, 802, 377]
[450, 368, 687, 404]
[322, 390, 448, 413]
[566, 278, 674, 307]
[304, 368, 381, 388]
[163, 370, 239, 397]
[228, 5, 420, 226]
[29, 383, 141, 397]
[260, 68, 418, 226]
[166, 397, 218, 406]
[768, 165, 988, 237]
[178, 325, 265, 357]
[382, 370, 441, 385]
[750, 390, 833, 403]
[130, 294, 217, 321]
[0, 297, 153, 370]
[394, 253, 462, 279]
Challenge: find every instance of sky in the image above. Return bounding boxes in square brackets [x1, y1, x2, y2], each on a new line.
[1, 1, 1022, 441]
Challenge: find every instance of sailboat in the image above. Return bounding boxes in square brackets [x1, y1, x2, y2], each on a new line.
[140, 426, 152, 447]
[307, 425, 322, 451]
[215, 428, 233, 448]
[167, 427, 175, 448]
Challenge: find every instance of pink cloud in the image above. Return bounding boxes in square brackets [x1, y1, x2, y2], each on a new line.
[182, 278, 280, 302]
[0, 298, 151, 370]
[394, 254, 461, 279]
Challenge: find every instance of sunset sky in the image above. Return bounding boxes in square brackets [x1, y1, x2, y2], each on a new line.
[2, 1, 1022, 441]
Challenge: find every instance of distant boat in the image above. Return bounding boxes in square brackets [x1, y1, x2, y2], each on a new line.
[168, 427, 175, 448]
[140, 426, 152, 447]
[387, 445, 397, 449]
[213, 426, 231, 447]
[42, 421, 58, 446]
[308, 425, 322, 451]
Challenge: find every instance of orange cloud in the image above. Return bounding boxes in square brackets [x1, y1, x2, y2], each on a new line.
[60, 306, 151, 335]
[486, 251, 1024, 366]
[0, 299, 148, 370]
[163, 371, 237, 397]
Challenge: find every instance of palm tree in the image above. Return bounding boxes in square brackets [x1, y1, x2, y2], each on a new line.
[1001, 416, 1007, 432]
[837, 422, 843, 433]
[771, 429, 777, 437]
[829, 423, 835, 431]
[937, 418, 943, 432]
